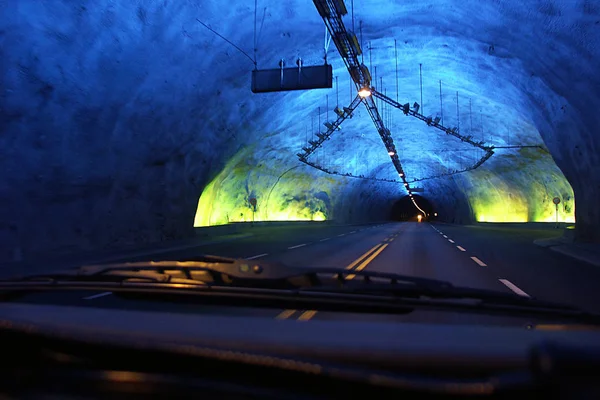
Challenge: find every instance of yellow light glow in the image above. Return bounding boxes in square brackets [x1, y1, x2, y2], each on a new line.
[312, 211, 326, 221]
[417, 215, 422, 222]
[194, 150, 335, 227]
[358, 87, 371, 97]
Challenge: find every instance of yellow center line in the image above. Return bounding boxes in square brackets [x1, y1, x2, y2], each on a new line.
[297, 310, 318, 321]
[347, 243, 389, 279]
[276, 309, 296, 320]
[344, 243, 383, 270]
[274, 241, 390, 320]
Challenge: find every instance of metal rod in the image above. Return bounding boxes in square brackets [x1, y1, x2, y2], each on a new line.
[380, 76, 383, 122]
[369, 42, 372, 75]
[394, 39, 399, 103]
[480, 109, 484, 143]
[439, 80, 443, 125]
[326, 95, 329, 122]
[469, 98, 473, 135]
[311, 114, 314, 142]
[254, 0, 257, 66]
[374, 65, 377, 90]
[360, 21, 364, 64]
[419, 63, 423, 115]
[384, 88, 387, 126]
[318, 106, 321, 134]
[456, 91, 460, 132]
[336, 76, 339, 107]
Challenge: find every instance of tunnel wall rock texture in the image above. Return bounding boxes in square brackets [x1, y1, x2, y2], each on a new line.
[1, 0, 599, 260]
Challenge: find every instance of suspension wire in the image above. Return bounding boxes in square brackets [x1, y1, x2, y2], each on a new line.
[469, 98, 473, 135]
[326, 95, 329, 122]
[456, 91, 460, 132]
[395, 39, 399, 103]
[318, 106, 321, 135]
[336, 76, 339, 107]
[360, 21, 364, 64]
[439, 80, 443, 125]
[419, 63, 423, 114]
[253, 0, 257, 68]
[196, 19, 256, 67]
[369, 42, 372, 76]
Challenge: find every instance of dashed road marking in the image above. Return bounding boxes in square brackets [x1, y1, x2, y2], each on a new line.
[448, 239, 455, 243]
[276, 310, 296, 319]
[499, 279, 530, 297]
[247, 253, 268, 260]
[471, 256, 487, 267]
[443, 235, 448, 238]
[297, 310, 318, 321]
[319, 237, 330, 242]
[338, 233, 346, 237]
[288, 243, 307, 249]
[350, 231, 356, 234]
[83, 292, 112, 300]
[456, 246, 466, 252]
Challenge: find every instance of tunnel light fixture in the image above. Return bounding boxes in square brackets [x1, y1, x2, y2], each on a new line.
[388, 151, 395, 156]
[358, 86, 372, 98]
[399, 173, 404, 177]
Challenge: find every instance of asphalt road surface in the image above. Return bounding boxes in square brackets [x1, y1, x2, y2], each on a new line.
[7, 222, 600, 324]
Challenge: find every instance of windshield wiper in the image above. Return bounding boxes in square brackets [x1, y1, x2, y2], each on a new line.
[0, 257, 584, 313]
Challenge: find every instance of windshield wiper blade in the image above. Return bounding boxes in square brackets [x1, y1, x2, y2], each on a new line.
[0, 258, 575, 310]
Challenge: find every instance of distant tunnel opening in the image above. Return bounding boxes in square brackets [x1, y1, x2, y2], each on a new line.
[390, 195, 434, 221]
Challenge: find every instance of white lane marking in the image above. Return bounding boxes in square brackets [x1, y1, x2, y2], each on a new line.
[448, 239, 455, 243]
[319, 237, 331, 242]
[499, 279, 530, 297]
[83, 292, 112, 300]
[443, 235, 448, 238]
[247, 253, 268, 260]
[471, 256, 487, 267]
[337, 234, 346, 237]
[350, 231, 356, 234]
[456, 246, 466, 252]
[288, 243, 307, 249]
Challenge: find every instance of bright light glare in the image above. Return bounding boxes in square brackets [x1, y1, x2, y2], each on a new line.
[417, 215, 423, 223]
[358, 87, 372, 97]
[434, 212, 438, 217]
[388, 151, 395, 156]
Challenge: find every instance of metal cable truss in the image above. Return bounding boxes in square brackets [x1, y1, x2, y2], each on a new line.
[406, 150, 494, 183]
[296, 95, 363, 162]
[309, 0, 497, 194]
[298, 157, 402, 183]
[311, 0, 411, 190]
[494, 145, 547, 152]
[371, 89, 494, 152]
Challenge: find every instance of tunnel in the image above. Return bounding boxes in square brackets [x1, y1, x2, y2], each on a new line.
[390, 195, 434, 222]
[1, 0, 599, 261]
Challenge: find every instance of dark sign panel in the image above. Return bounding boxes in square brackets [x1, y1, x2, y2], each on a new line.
[251, 64, 333, 93]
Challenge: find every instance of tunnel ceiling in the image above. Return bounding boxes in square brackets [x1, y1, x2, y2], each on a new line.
[2, 0, 599, 258]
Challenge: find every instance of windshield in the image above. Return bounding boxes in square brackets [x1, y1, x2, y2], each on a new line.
[1, 0, 599, 326]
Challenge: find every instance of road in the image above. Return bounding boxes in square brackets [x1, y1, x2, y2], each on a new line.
[28, 221, 599, 324]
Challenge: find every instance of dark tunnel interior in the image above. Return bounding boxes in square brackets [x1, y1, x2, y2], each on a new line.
[389, 195, 434, 221]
